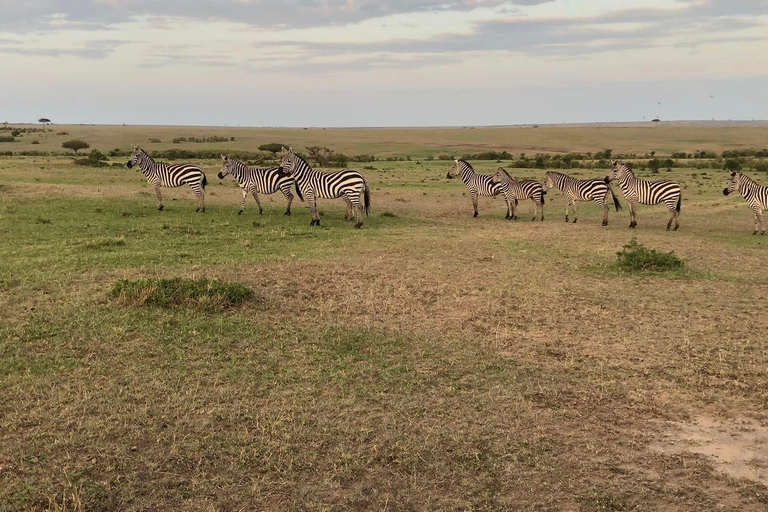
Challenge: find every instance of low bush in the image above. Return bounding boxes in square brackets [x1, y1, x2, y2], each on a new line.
[615, 238, 684, 273]
[109, 277, 254, 310]
[0, 136, 15, 143]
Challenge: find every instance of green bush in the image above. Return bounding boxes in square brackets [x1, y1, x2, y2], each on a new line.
[62, 139, 90, 155]
[615, 238, 684, 273]
[74, 149, 110, 167]
[0, 136, 15, 143]
[109, 277, 254, 310]
[258, 143, 290, 154]
[723, 159, 742, 172]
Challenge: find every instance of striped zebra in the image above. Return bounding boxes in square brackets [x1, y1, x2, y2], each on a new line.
[607, 160, 681, 230]
[447, 159, 512, 218]
[279, 147, 370, 228]
[218, 155, 302, 216]
[723, 171, 768, 235]
[543, 171, 622, 225]
[492, 167, 546, 221]
[127, 145, 207, 212]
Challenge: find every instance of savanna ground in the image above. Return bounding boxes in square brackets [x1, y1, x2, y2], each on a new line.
[1, 123, 768, 511]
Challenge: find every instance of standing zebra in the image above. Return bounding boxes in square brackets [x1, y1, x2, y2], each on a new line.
[218, 155, 302, 216]
[607, 160, 681, 230]
[492, 167, 546, 221]
[723, 171, 768, 235]
[279, 147, 370, 228]
[126, 145, 207, 212]
[447, 159, 512, 218]
[543, 171, 622, 225]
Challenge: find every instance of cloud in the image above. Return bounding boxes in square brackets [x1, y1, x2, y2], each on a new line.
[0, 38, 127, 58]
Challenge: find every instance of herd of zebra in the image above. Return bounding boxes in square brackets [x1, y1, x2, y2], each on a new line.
[126, 145, 768, 234]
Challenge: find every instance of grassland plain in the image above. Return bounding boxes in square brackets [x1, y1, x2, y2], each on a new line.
[1, 125, 768, 511]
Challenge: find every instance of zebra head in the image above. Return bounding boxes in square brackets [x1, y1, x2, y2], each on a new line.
[280, 147, 298, 177]
[606, 160, 627, 183]
[446, 159, 461, 179]
[723, 171, 741, 196]
[542, 171, 555, 191]
[126, 145, 141, 169]
[218, 154, 234, 179]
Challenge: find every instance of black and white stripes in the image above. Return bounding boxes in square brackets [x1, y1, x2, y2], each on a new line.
[492, 167, 545, 221]
[447, 159, 512, 218]
[127, 145, 207, 212]
[279, 147, 370, 228]
[723, 171, 768, 235]
[543, 171, 621, 225]
[218, 155, 302, 216]
[607, 160, 681, 230]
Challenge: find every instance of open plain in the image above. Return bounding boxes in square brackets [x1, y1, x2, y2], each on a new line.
[1, 123, 768, 511]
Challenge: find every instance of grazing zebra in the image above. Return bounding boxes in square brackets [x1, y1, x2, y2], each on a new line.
[607, 160, 681, 230]
[492, 167, 546, 221]
[543, 171, 622, 225]
[218, 155, 302, 216]
[723, 171, 768, 235]
[126, 145, 207, 212]
[279, 147, 370, 228]
[447, 159, 512, 218]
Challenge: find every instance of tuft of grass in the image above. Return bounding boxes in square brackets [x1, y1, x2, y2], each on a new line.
[35, 216, 51, 224]
[84, 236, 126, 249]
[109, 277, 254, 310]
[614, 237, 685, 273]
[381, 211, 398, 218]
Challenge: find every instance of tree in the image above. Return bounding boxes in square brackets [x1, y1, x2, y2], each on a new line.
[62, 139, 90, 155]
[38, 118, 51, 125]
[306, 146, 335, 167]
[652, 118, 660, 126]
[723, 159, 742, 172]
[258, 143, 289, 154]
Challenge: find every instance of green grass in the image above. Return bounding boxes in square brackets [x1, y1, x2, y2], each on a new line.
[109, 277, 254, 309]
[614, 237, 685, 273]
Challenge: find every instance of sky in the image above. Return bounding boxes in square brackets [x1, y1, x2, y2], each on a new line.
[1, 0, 767, 127]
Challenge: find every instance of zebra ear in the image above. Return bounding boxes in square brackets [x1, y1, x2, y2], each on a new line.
[221, 154, 227, 161]
[280, 147, 288, 154]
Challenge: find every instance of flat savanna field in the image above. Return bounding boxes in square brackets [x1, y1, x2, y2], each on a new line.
[2, 123, 768, 511]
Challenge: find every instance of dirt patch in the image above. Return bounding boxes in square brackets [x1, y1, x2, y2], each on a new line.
[652, 415, 768, 485]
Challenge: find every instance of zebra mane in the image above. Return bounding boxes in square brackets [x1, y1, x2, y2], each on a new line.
[738, 171, 756, 186]
[498, 167, 515, 181]
[456, 159, 473, 172]
[292, 151, 312, 169]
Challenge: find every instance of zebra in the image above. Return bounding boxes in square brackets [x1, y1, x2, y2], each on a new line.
[607, 160, 681, 230]
[218, 155, 303, 216]
[447, 159, 512, 218]
[723, 171, 768, 235]
[492, 167, 545, 221]
[279, 147, 370, 228]
[126, 145, 207, 212]
[543, 171, 622, 225]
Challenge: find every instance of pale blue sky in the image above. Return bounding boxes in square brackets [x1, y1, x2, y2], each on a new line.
[1, 0, 766, 126]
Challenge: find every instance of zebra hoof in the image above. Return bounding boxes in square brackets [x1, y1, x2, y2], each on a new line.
[238, 210, 243, 215]
[762, 231, 766, 236]
[284, 210, 291, 216]
[564, 217, 568, 222]
[473, 212, 478, 218]
[259, 210, 263, 215]
[531, 217, 536, 222]
[572, 219, 577, 223]
[158, 205, 164, 211]
[354, 223, 362, 229]
[602, 221, 608, 226]
[674, 226, 679, 231]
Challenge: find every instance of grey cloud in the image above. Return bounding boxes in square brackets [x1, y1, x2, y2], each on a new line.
[0, 0, 553, 32]
[0, 38, 127, 58]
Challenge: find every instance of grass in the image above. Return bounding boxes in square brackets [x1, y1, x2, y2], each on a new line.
[2, 125, 768, 511]
[109, 277, 254, 309]
[614, 237, 685, 273]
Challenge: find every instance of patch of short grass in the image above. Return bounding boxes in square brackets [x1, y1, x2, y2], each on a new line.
[84, 236, 126, 249]
[109, 277, 254, 310]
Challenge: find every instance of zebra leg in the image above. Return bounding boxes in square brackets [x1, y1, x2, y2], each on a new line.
[754, 208, 765, 235]
[251, 190, 263, 215]
[238, 188, 247, 215]
[307, 193, 320, 226]
[665, 200, 677, 231]
[571, 201, 578, 223]
[154, 184, 164, 211]
[471, 192, 479, 218]
[343, 196, 354, 221]
[531, 199, 538, 222]
[564, 200, 570, 222]
[283, 189, 294, 216]
[353, 196, 364, 229]
[602, 204, 609, 226]
[629, 202, 637, 228]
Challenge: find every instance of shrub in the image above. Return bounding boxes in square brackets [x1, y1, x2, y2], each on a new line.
[258, 143, 290, 154]
[62, 139, 90, 155]
[31, 140, 40, 145]
[109, 277, 254, 310]
[74, 149, 110, 167]
[723, 159, 742, 172]
[615, 238, 684, 272]
[0, 136, 15, 143]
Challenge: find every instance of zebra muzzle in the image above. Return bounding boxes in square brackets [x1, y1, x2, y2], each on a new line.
[722, 188, 730, 196]
[126, 161, 133, 168]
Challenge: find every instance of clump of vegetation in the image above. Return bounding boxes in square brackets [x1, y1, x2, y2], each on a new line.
[0, 136, 15, 143]
[615, 237, 684, 273]
[84, 236, 126, 249]
[36, 217, 51, 224]
[62, 139, 90, 155]
[74, 149, 110, 167]
[258, 143, 290, 154]
[109, 277, 254, 310]
[381, 211, 398, 218]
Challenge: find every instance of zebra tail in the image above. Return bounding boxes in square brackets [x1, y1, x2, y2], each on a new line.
[364, 182, 371, 217]
[540, 192, 545, 205]
[676, 193, 681, 212]
[610, 186, 622, 211]
[202, 173, 208, 190]
[294, 181, 304, 202]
